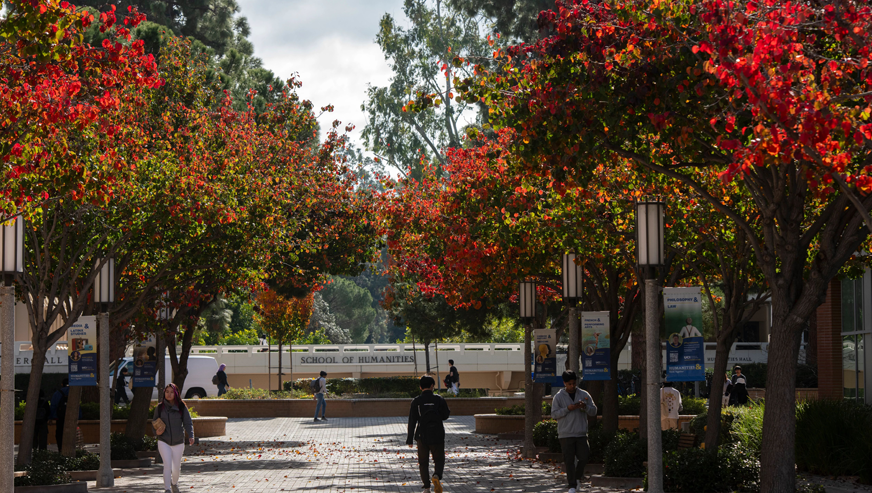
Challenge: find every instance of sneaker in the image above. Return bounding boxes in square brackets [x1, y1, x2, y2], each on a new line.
[422, 489, 430, 493]
[172, 485, 180, 493]
[321, 416, 327, 421]
[432, 475, 443, 493]
[314, 417, 320, 422]
[568, 488, 577, 493]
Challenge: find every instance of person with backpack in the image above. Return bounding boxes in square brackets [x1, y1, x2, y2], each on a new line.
[551, 370, 598, 493]
[115, 366, 130, 405]
[447, 360, 459, 395]
[406, 374, 451, 493]
[50, 379, 70, 452]
[153, 383, 195, 493]
[313, 371, 327, 422]
[213, 364, 229, 396]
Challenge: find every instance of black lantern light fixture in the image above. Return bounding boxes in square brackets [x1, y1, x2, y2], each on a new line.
[519, 281, 536, 320]
[562, 253, 583, 300]
[93, 258, 115, 306]
[635, 201, 665, 266]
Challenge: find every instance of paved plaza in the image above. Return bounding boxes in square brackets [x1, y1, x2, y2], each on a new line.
[85, 416, 622, 493]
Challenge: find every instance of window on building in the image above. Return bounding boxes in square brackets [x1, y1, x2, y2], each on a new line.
[841, 277, 869, 403]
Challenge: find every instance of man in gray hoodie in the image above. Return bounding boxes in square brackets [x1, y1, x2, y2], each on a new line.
[551, 370, 598, 493]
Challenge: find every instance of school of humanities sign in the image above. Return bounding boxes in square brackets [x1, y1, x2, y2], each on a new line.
[299, 355, 417, 365]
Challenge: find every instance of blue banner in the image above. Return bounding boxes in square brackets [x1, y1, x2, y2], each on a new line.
[664, 287, 706, 382]
[533, 329, 557, 383]
[581, 311, 611, 380]
[68, 316, 97, 386]
[132, 336, 158, 388]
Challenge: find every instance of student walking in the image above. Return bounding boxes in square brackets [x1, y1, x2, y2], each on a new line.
[215, 364, 229, 397]
[551, 371, 598, 493]
[50, 379, 70, 452]
[314, 371, 328, 421]
[153, 383, 195, 493]
[728, 365, 749, 405]
[406, 375, 450, 493]
[447, 360, 459, 395]
[115, 367, 130, 405]
[660, 381, 682, 430]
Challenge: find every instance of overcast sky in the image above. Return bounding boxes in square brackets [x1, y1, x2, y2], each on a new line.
[236, 0, 407, 145]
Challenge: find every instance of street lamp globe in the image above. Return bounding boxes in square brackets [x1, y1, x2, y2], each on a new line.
[562, 253, 583, 301]
[635, 202, 665, 266]
[93, 258, 115, 305]
[519, 281, 536, 320]
[0, 216, 24, 276]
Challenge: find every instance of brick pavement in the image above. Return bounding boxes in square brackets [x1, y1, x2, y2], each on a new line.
[87, 416, 629, 493]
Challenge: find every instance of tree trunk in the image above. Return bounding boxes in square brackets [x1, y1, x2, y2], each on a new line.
[806, 311, 817, 366]
[278, 341, 283, 392]
[704, 338, 731, 450]
[17, 343, 47, 464]
[584, 379, 604, 426]
[602, 377, 619, 433]
[61, 386, 82, 457]
[523, 323, 535, 458]
[125, 387, 154, 442]
[637, 325, 648, 440]
[424, 342, 431, 373]
[533, 382, 544, 423]
[759, 319, 803, 493]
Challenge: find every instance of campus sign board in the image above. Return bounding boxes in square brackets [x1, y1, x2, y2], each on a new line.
[132, 335, 158, 387]
[68, 316, 97, 386]
[532, 329, 557, 383]
[664, 287, 705, 382]
[581, 311, 611, 381]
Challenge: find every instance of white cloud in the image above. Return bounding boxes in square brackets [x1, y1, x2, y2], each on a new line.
[237, 0, 406, 144]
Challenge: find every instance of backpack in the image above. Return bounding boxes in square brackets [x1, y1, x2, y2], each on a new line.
[416, 399, 444, 444]
[309, 378, 321, 393]
[212, 374, 219, 385]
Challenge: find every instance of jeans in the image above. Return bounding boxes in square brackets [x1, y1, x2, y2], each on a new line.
[416, 439, 445, 487]
[559, 436, 590, 488]
[217, 384, 227, 397]
[314, 393, 326, 418]
[158, 440, 185, 489]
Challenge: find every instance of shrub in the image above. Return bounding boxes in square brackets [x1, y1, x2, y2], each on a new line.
[588, 422, 615, 464]
[617, 395, 640, 415]
[658, 443, 759, 492]
[219, 388, 293, 400]
[66, 450, 101, 471]
[681, 397, 707, 416]
[603, 431, 646, 478]
[495, 404, 525, 416]
[14, 449, 71, 486]
[141, 435, 158, 451]
[15, 400, 25, 420]
[112, 404, 131, 420]
[110, 432, 139, 460]
[725, 403, 765, 457]
[533, 419, 558, 449]
[795, 399, 872, 482]
[661, 428, 682, 452]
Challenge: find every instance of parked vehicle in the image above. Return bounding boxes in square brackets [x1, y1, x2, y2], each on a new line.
[112, 355, 219, 400]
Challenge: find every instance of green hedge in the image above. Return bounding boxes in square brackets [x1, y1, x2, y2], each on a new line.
[795, 399, 872, 483]
[284, 377, 487, 398]
[495, 401, 551, 416]
[533, 419, 560, 452]
[658, 443, 759, 492]
[689, 403, 765, 457]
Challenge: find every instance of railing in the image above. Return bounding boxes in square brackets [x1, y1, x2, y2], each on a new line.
[186, 343, 523, 355]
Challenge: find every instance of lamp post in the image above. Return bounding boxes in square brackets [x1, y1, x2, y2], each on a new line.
[94, 258, 115, 488]
[636, 201, 665, 493]
[1, 216, 23, 491]
[562, 253, 583, 374]
[518, 280, 536, 458]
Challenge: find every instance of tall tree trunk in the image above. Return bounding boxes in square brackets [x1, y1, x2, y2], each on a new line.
[523, 323, 535, 458]
[602, 377, 619, 433]
[278, 341, 283, 392]
[424, 342, 431, 373]
[704, 338, 732, 450]
[17, 343, 47, 464]
[125, 387, 154, 443]
[584, 380, 604, 426]
[759, 317, 804, 493]
[61, 386, 82, 457]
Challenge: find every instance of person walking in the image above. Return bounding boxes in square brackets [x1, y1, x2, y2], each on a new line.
[115, 366, 130, 405]
[50, 379, 70, 452]
[33, 390, 51, 451]
[447, 360, 459, 396]
[551, 370, 598, 493]
[728, 365, 749, 405]
[314, 371, 328, 422]
[660, 381, 682, 430]
[406, 375, 450, 493]
[215, 364, 229, 397]
[153, 383, 195, 493]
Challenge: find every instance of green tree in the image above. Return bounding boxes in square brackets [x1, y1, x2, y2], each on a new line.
[197, 295, 234, 344]
[306, 292, 351, 344]
[449, 0, 552, 42]
[319, 277, 377, 343]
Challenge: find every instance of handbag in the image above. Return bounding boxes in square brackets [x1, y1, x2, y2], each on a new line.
[152, 417, 166, 436]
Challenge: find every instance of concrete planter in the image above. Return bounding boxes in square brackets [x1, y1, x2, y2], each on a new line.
[617, 415, 695, 432]
[68, 470, 122, 481]
[474, 414, 526, 434]
[15, 483, 88, 493]
[111, 458, 152, 468]
[13, 420, 127, 445]
[145, 417, 226, 438]
[189, 396, 537, 418]
[136, 451, 159, 460]
[590, 475, 644, 489]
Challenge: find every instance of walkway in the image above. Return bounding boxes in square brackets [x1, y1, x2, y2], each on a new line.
[87, 416, 623, 492]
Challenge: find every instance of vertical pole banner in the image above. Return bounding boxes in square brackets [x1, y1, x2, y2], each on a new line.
[581, 311, 611, 380]
[68, 315, 98, 386]
[532, 329, 557, 383]
[663, 287, 705, 382]
[132, 336, 158, 388]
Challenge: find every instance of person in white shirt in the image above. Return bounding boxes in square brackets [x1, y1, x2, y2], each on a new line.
[678, 317, 702, 339]
[314, 371, 328, 421]
[660, 381, 682, 430]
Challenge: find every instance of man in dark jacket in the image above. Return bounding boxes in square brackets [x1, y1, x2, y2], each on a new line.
[406, 375, 450, 493]
[115, 367, 130, 405]
[50, 379, 70, 451]
[728, 365, 749, 405]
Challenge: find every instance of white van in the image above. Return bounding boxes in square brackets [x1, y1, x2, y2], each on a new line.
[114, 355, 220, 400]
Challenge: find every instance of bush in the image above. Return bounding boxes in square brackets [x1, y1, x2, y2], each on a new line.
[658, 443, 759, 492]
[795, 399, 872, 483]
[66, 450, 101, 471]
[533, 419, 559, 450]
[14, 449, 71, 487]
[681, 397, 707, 415]
[617, 395, 640, 415]
[495, 404, 525, 416]
[588, 423, 615, 464]
[15, 400, 25, 420]
[603, 431, 646, 478]
[661, 428, 682, 452]
[141, 435, 158, 451]
[219, 388, 291, 400]
[110, 432, 139, 460]
[689, 403, 764, 456]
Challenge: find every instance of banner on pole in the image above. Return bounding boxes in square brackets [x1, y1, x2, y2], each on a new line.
[132, 335, 158, 388]
[68, 316, 97, 386]
[581, 311, 611, 380]
[664, 287, 706, 382]
[532, 329, 557, 383]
